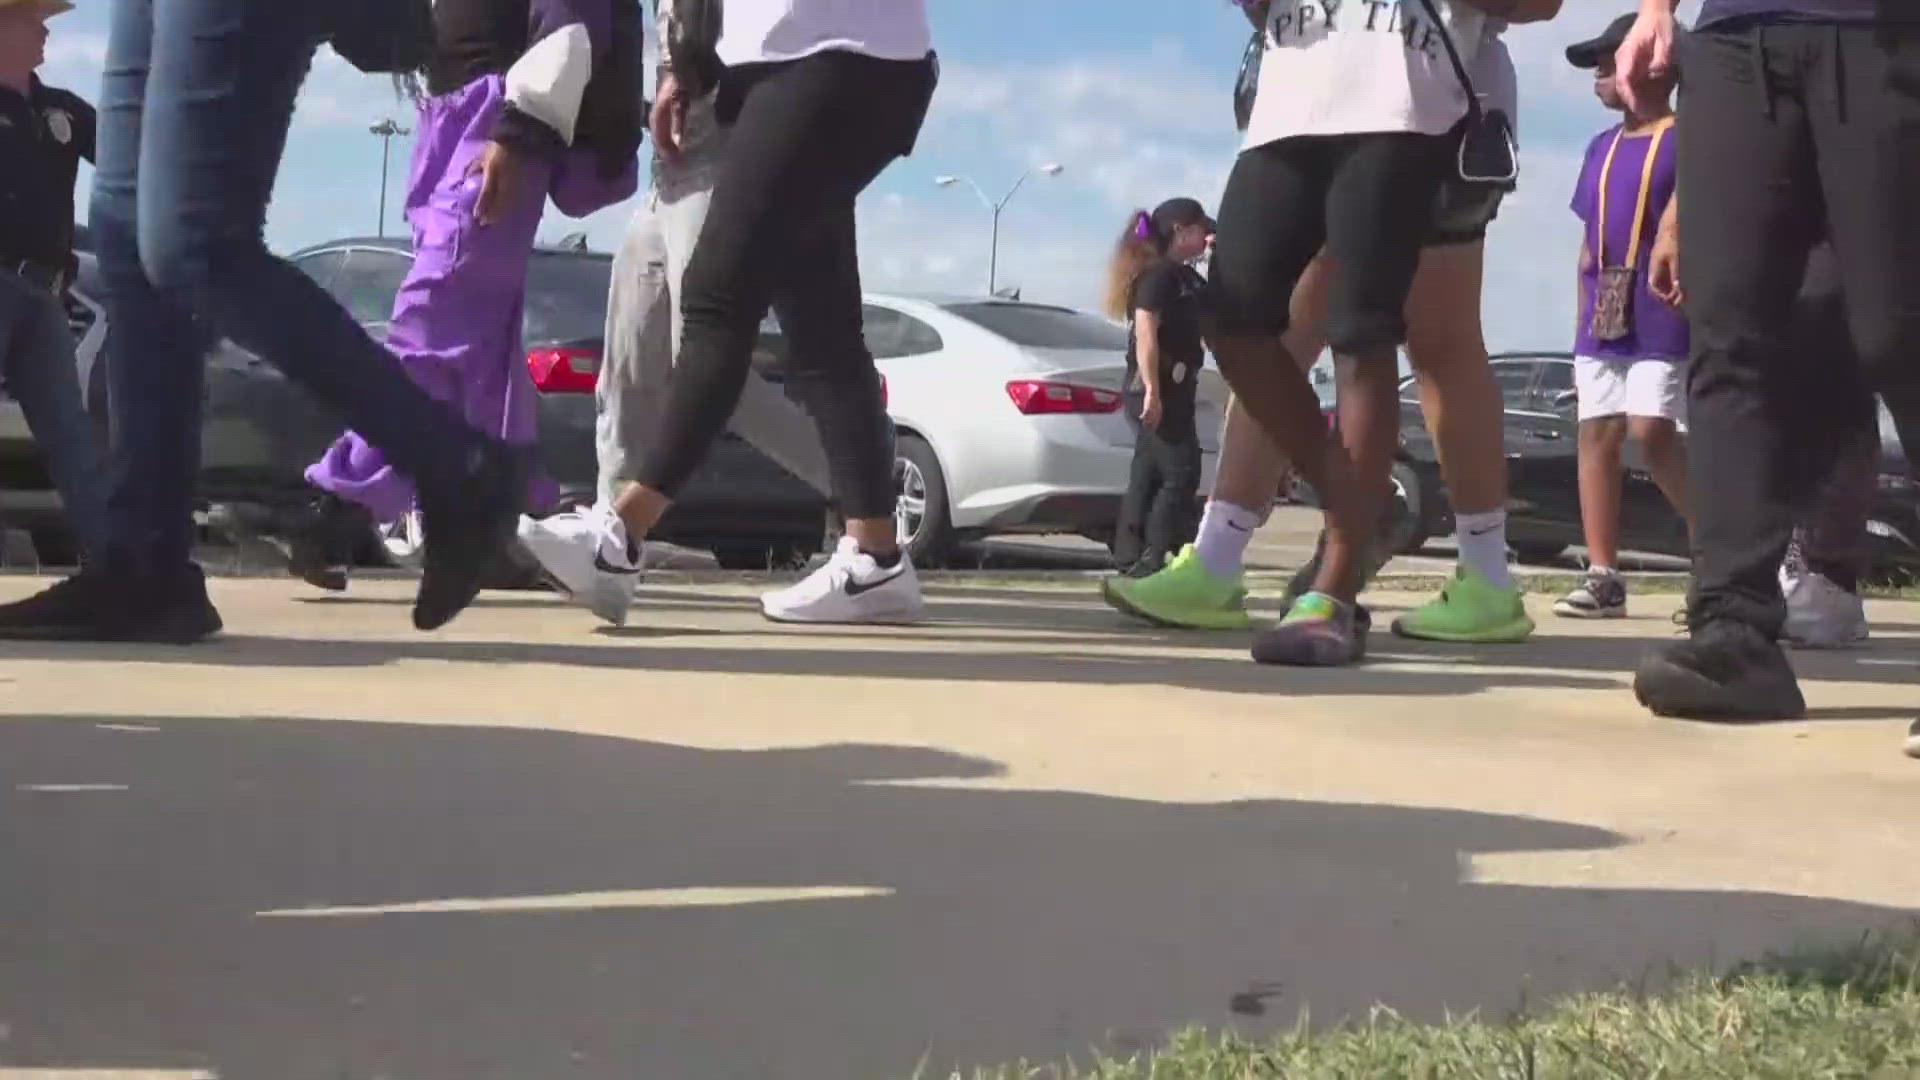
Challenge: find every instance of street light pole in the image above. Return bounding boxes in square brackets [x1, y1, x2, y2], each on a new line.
[935, 164, 1064, 296]
[369, 119, 410, 238]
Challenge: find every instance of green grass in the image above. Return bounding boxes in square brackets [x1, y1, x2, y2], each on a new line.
[944, 932, 1920, 1079]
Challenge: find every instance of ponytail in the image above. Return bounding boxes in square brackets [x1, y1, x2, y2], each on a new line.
[1102, 209, 1164, 320]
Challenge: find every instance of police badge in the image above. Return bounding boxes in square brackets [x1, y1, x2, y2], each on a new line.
[44, 107, 71, 145]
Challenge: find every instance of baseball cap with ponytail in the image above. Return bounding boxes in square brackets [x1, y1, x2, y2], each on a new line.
[1105, 197, 1215, 319]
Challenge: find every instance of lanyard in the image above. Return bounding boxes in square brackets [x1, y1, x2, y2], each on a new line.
[1594, 115, 1673, 272]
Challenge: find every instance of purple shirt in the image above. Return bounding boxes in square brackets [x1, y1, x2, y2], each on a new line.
[1698, 0, 1884, 28]
[1571, 121, 1689, 361]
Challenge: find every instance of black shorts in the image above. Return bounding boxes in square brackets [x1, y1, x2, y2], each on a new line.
[1209, 131, 1452, 352]
[1427, 175, 1506, 247]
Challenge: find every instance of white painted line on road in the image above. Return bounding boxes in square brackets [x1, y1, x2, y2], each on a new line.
[0, 1071, 217, 1079]
[256, 886, 893, 918]
[14, 784, 130, 793]
[94, 722, 162, 733]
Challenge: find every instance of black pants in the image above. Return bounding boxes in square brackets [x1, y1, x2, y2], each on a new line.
[1681, 23, 1920, 635]
[1113, 399, 1202, 571]
[1209, 132, 1450, 352]
[635, 49, 935, 521]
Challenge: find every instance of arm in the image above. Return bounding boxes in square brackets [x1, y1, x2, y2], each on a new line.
[1615, 0, 1682, 115]
[1649, 188, 1683, 307]
[1133, 310, 1164, 428]
[493, 0, 615, 157]
[68, 94, 97, 166]
[1238, 0, 1268, 31]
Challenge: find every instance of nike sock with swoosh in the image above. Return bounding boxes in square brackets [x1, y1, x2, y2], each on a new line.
[1454, 508, 1513, 588]
[1194, 500, 1264, 578]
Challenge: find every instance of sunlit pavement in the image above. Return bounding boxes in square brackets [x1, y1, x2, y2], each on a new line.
[0, 572, 1910, 1079]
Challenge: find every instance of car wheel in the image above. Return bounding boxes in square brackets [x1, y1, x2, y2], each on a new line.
[894, 433, 955, 567]
[28, 527, 80, 568]
[1510, 542, 1569, 566]
[1381, 461, 1429, 555]
[713, 540, 818, 571]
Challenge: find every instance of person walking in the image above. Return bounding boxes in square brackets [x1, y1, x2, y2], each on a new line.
[516, 0, 835, 627]
[1617, 0, 1920, 722]
[1552, 13, 1690, 620]
[1105, 198, 1214, 579]
[516, 0, 937, 627]
[0, 0, 106, 569]
[281, 0, 639, 593]
[0, 1, 536, 642]
[1104, 0, 1562, 647]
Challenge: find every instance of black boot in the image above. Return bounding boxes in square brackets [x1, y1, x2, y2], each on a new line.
[0, 558, 222, 644]
[1634, 617, 1806, 721]
[412, 439, 530, 631]
[286, 494, 372, 592]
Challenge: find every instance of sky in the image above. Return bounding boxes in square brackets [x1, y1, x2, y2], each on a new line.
[36, 1, 1698, 354]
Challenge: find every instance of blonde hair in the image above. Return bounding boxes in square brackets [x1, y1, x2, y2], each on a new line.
[1102, 209, 1163, 321]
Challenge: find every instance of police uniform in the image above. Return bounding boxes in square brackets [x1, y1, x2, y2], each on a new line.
[0, 72, 107, 561]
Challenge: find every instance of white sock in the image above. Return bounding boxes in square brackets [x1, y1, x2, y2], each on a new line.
[1193, 500, 1263, 578]
[594, 505, 641, 569]
[1454, 509, 1513, 588]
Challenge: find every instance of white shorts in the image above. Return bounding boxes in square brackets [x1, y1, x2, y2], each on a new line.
[1574, 356, 1687, 424]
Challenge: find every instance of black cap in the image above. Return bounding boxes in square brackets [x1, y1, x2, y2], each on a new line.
[1566, 13, 1639, 69]
[1151, 197, 1215, 236]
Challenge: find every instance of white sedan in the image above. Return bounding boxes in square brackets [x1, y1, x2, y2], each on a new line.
[861, 294, 1225, 564]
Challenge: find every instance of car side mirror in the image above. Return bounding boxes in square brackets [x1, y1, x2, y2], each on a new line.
[1553, 388, 1577, 411]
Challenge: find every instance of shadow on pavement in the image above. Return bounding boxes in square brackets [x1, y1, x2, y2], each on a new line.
[2, 716, 1913, 1079]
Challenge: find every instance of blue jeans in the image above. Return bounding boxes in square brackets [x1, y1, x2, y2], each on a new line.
[0, 271, 108, 560]
[95, 0, 479, 571]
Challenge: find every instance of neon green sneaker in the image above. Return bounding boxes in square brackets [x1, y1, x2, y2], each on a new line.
[1391, 568, 1535, 643]
[1101, 545, 1251, 630]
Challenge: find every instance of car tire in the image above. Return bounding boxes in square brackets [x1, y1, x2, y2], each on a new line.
[28, 527, 81, 568]
[894, 433, 955, 568]
[713, 540, 818, 572]
[1510, 542, 1569, 566]
[1382, 461, 1429, 555]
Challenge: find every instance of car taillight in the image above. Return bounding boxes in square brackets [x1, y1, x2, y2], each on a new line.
[526, 345, 600, 393]
[1005, 380, 1123, 416]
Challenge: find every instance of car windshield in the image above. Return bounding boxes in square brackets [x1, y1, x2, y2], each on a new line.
[523, 252, 612, 345]
[943, 302, 1129, 351]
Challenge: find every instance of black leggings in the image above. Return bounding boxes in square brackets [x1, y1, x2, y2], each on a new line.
[635, 49, 936, 520]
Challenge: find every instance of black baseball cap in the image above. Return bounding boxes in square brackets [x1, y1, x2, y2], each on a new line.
[1151, 197, 1215, 236]
[1566, 13, 1639, 69]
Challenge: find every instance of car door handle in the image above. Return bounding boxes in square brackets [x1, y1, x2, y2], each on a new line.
[1530, 429, 1564, 440]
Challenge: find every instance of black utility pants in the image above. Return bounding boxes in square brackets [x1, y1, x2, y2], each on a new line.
[1680, 22, 1920, 635]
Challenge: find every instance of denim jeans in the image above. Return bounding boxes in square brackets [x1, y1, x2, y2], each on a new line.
[0, 270, 108, 560]
[596, 141, 832, 505]
[94, 0, 484, 571]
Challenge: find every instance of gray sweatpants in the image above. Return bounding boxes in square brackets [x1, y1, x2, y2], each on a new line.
[594, 136, 833, 505]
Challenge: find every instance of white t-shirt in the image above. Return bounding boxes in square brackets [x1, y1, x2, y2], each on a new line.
[1243, 0, 1490, 148]
[718, 0, 933, 67]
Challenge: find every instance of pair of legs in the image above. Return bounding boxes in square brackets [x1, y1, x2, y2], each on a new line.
[1205, 134, 1450, 636]
[1635, 24, 1920, 721]
[292, 74, 559, 589]
[0, 0, 525, 640]
[520, 49, 933, 626]
[1112, 396, 1202, 575]
[0, 269, 107, 564]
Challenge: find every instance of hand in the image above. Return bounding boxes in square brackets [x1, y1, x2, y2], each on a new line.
[1614, 7, 1677, 117]
[651, 72, 688, 161]
[1140, 393, 1163, 431]
[1240, 0, 1270, 31]
[1649, 228, 1683, 308]
[469, 141, 527, 227]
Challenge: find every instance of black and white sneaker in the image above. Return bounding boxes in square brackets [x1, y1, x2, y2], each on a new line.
[1554, 570, 1627, 619]
[760, 536, 923, 625]
[515, 504, 640, 627]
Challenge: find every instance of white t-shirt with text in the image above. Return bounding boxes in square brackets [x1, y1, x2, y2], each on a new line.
[718, 0, 933, 67]
[1243, 0, 1490, 148]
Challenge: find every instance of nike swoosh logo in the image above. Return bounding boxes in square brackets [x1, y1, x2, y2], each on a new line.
[1468, 524, 1502, 536]
[594, 551, 642, 576]
[844, 566, 907, 597]
[1226, 522, 1254, 533]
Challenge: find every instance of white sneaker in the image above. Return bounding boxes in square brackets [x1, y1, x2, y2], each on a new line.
[516, 506, 640, 627]
[1780, 568, 1869, 649]
[760, 536, 924, 625]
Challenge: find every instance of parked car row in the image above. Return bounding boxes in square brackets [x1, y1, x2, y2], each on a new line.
[1, 235, 1224, 570]
[1354, 353, 1920, 577]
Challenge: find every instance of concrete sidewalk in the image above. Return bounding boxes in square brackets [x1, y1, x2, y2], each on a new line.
[0, 575, 1914, 1079]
